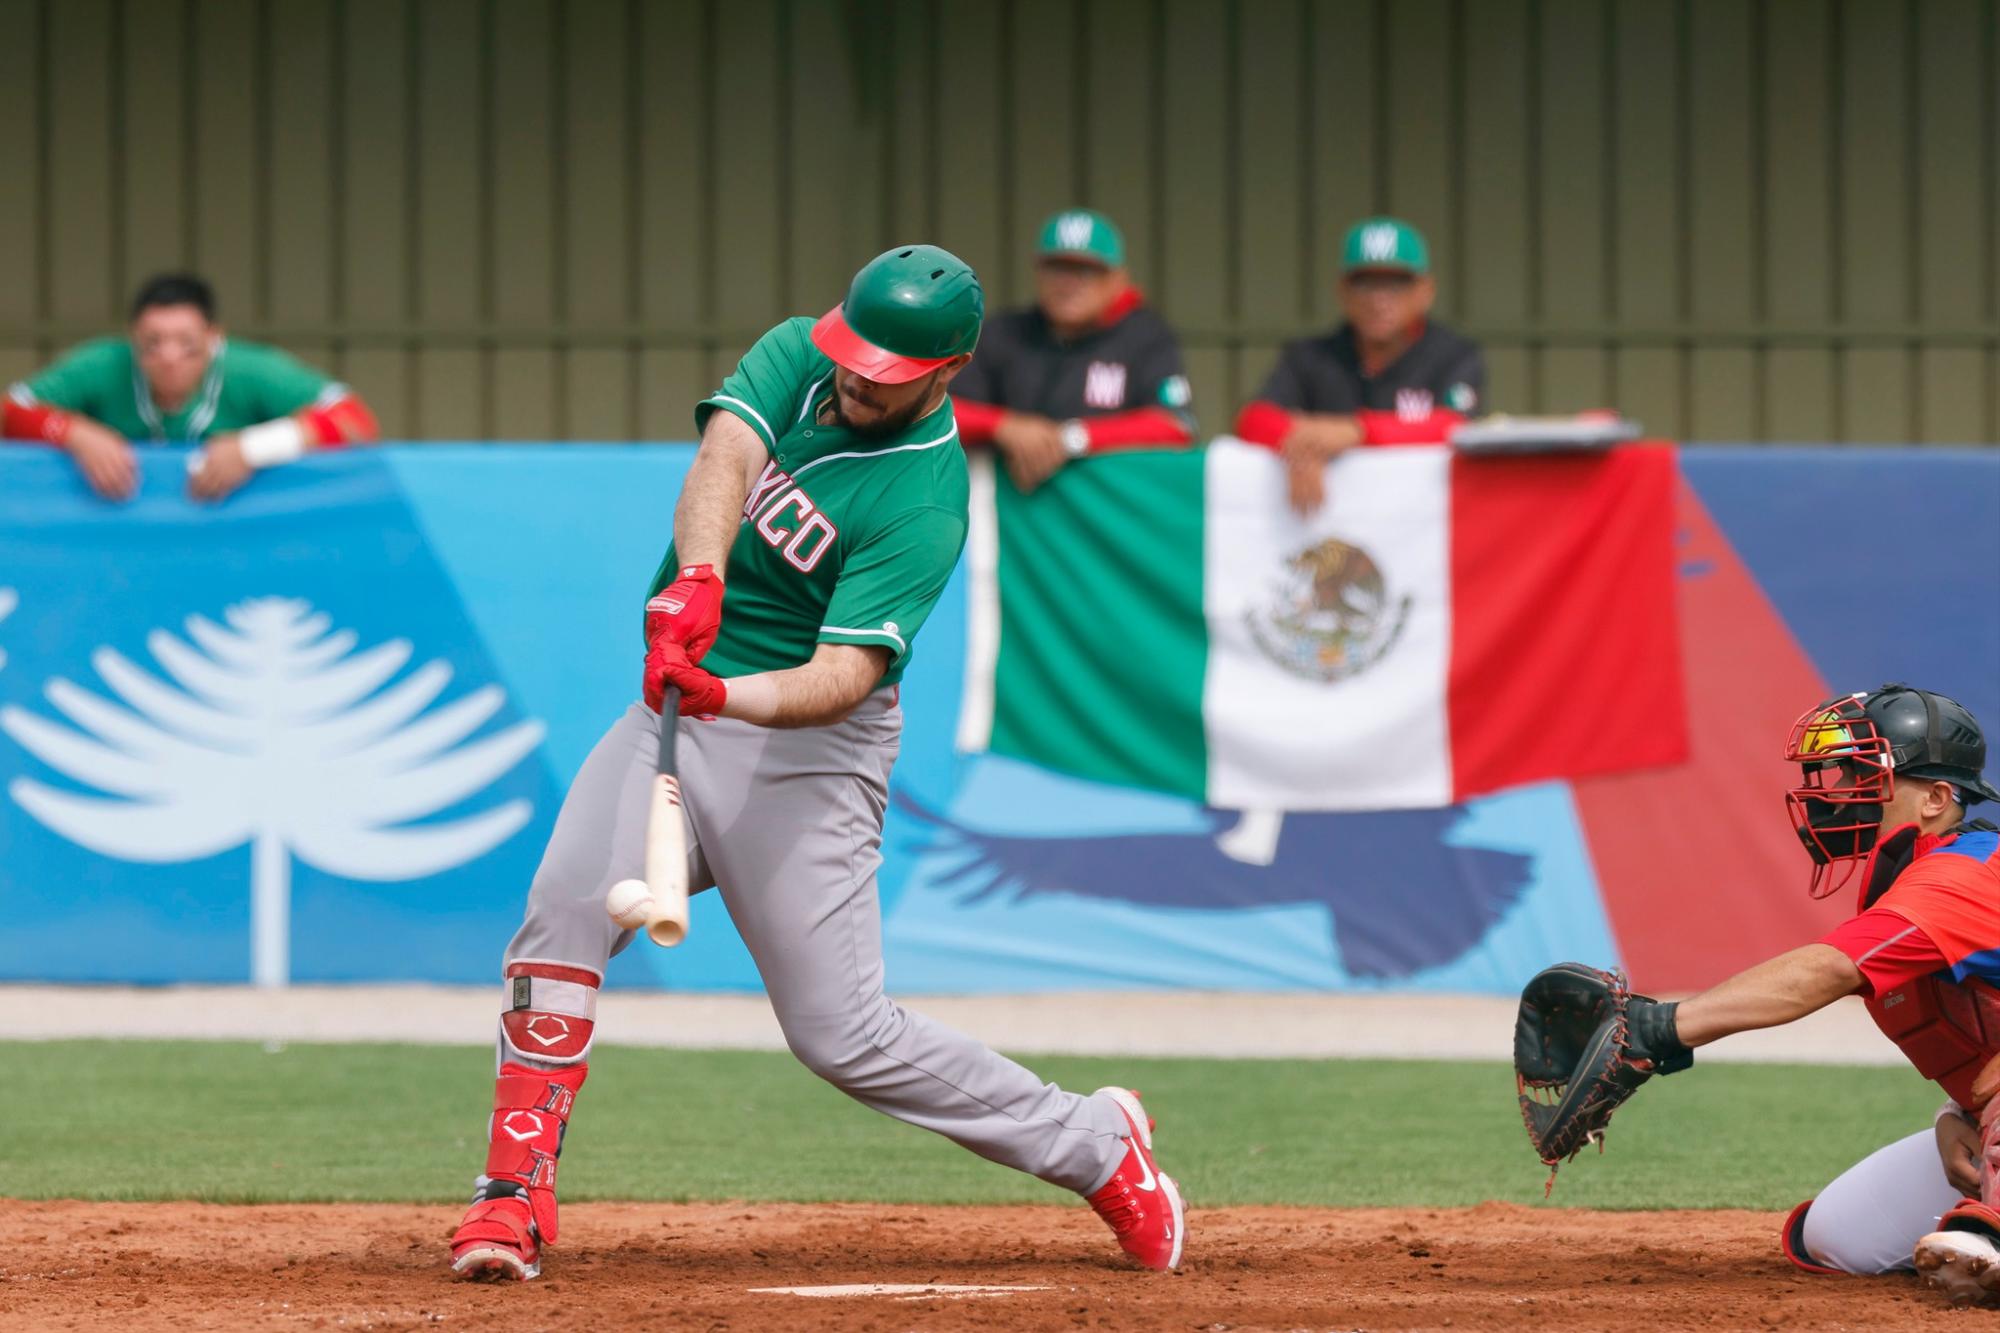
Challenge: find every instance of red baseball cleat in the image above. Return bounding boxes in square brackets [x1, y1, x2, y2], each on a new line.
[1916, 1201, 2000, 1306]
[1085, 1087, 1186, 1271]
[450, 1183, 542, 1281]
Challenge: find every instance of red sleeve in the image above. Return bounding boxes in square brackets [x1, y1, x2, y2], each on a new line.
[1354, 407, 1466, 446]
[1819, 907, 1950, 996]
[3, 397, 74, 445]
[951, 398, 1004, 445]
[1233, 400, 1293, 450]
[297, 393, 380, 448]
[1080, 406, 1195, 452]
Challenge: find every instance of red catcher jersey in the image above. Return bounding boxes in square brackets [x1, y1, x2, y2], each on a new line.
[1821, 824, 2000, 1104]
[1866, 826, 2000, 982]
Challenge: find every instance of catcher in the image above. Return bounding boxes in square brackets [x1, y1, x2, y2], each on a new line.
[1514, 683, 2000, 1305]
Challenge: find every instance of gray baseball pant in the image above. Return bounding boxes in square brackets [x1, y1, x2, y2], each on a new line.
[501, 696, 1128, 1195]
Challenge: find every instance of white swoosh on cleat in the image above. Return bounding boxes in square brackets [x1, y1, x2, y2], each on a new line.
[1129, 1143, 1156, 1192]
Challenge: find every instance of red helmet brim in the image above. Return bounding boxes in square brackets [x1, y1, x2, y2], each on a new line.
[810, 305, 954, 385]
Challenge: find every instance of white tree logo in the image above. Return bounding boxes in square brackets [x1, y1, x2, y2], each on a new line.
[0, 597, 547, 987]
[0, 586, 16, 670]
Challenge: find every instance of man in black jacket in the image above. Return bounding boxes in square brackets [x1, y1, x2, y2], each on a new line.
[952, 209, 1196, 492]
[1235, 217, 1485, 512]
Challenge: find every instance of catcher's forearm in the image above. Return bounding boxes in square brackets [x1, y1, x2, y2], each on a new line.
[1673, 943, 1864, 1047]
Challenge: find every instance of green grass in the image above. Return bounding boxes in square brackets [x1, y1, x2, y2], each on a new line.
[6, 1040, 1942, 1210]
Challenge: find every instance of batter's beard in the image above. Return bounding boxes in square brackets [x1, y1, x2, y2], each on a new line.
[833, 379, 938, 438]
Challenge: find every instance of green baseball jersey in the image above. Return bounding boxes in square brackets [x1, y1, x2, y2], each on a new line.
[649, 317, 969, 690]
[16, 336, 343, 442]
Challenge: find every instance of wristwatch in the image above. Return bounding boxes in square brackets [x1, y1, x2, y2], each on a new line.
[1059, 419, 1090, 458]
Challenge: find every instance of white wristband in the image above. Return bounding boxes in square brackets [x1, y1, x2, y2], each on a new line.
[238, 416, 310, 469]
[1938, 1099, 1969, 1125]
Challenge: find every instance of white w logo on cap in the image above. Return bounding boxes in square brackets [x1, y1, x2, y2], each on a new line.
[1360, 223, 1400, 261]
[1056, 213, 1095, 250]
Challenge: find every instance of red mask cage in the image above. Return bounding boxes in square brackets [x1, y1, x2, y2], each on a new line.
[1783, 695, 1896, 900]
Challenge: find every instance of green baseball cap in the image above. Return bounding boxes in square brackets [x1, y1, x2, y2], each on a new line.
[1036, 209, 1125, 267]
[811, 244, 984, 384]
[1341, 216, 1429, 274]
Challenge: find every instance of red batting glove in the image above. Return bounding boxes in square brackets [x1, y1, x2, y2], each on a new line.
[645, 564, 725, 663]
[644, 641, 728, 717]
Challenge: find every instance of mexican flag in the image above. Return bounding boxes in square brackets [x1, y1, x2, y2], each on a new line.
[956, 439, 1686, 811]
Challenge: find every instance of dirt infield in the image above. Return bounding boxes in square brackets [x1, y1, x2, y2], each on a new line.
[0, 1200, 1963, 1331]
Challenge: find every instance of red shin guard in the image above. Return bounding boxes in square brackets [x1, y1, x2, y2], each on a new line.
[479, 1061, 587, 1245]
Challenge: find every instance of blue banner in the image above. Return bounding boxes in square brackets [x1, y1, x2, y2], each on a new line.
[1, 445, 1993, 993]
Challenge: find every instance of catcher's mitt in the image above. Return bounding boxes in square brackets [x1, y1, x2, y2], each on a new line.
[1513, 963, 1693, 1190]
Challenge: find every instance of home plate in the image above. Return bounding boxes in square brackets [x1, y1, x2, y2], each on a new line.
[749, 1283, 1049, 1301]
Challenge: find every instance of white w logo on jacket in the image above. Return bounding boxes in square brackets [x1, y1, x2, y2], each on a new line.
[1085, 362, 1128, 409]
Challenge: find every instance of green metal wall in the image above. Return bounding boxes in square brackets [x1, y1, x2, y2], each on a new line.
[1, 0, 1994, 443]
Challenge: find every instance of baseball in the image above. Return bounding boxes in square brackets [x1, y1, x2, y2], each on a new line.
[605, 878, 655, 929]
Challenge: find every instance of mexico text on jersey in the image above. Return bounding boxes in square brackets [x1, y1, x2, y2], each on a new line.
[648, 318, 970, 690]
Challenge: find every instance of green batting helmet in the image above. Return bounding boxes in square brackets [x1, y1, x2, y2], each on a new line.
[811, 245, 983, 384]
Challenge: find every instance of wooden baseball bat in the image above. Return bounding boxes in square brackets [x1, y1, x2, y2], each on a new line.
[640, 687, 691, 947]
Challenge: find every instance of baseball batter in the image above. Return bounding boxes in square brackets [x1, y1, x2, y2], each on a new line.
[447, 245, 1185, 1282]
